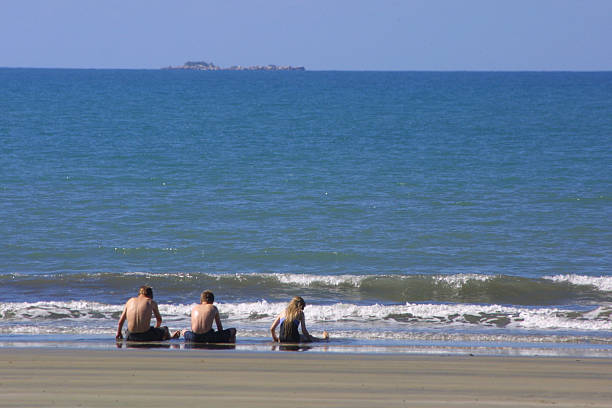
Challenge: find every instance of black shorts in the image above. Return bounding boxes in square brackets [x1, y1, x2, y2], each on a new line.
[184, 329, 233, 343]
[127, 326, 167, 341]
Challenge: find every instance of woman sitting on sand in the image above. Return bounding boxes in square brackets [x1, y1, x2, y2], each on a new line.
[270, 296, 329, 343]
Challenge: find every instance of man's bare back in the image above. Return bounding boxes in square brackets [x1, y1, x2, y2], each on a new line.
[116, 286, 179, 341]
[181, 290, 236, 343]
[124, 295, 158, 333]
[190, 303, 220, 334]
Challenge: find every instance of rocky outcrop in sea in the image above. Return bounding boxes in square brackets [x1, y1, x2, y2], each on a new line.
[163, 61, 305, 71]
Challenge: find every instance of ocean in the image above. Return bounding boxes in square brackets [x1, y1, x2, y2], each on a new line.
[1, 68, 611, 355]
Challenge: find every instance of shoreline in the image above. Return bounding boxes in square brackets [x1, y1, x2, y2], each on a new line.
[3, 334, 612, 358]
[2, 348, 611, 407]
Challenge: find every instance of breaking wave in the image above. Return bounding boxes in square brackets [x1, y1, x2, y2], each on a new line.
[1, 272, 611, 306]
[1, 299, 611, 336]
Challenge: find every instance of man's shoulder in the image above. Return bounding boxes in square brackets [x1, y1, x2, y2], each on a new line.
[194, 303, 216, 312]
[132, 296, 155, 306]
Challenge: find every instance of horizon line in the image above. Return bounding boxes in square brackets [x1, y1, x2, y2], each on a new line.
[2, 66, 612, 73]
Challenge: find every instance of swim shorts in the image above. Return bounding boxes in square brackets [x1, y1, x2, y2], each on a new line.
[126, 326, 168, 341]
[184, 329, 233, 343]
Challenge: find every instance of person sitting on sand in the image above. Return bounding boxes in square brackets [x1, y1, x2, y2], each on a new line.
[270, 296, 329, 343]
[116, 286, 179, 341]
[181, 290, 236, 343]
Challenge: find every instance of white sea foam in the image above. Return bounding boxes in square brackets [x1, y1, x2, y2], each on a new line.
[244, 272, 493, 288]
[543, 274, 612, 292]
[270, 273, 365, 287]
[2, 300, 611, 335]
[432, 273, 493, 285]
[0, 300, 121, 317]
[217, 301, 612, 331]
[68, 271, 495, 289]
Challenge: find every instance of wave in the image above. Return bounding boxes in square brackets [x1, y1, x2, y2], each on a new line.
[1, 300, 611, 335]
[1, 272, 611, 306]
[219, 301, 612, 331]
[543, 274, 612, 292]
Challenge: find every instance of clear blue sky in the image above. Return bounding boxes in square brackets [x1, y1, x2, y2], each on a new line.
[2, 0, 611, 70]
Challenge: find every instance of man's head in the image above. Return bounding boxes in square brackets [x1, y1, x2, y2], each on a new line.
[139, 285, 153, 298]
[200, 290, 214, 304]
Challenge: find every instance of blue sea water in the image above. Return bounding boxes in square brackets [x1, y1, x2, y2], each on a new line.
[1, 68, 611, 355]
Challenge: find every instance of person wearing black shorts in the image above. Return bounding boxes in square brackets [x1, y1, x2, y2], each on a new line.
[181, 290, 236, 343]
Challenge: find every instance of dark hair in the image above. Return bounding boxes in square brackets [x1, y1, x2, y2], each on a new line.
[201, 290, 214, 303]
[139, 286, 153, 298]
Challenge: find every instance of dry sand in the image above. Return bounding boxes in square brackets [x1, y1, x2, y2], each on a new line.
[1, 348, 611, 407]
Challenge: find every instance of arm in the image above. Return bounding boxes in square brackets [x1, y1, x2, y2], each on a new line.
[116, 304, 127, 339]
[299, 312, 313, 342]
[190, 307, 197, 332]
[214, 306, 223, 331]
[269, 315, 281, 342]
[151, 300, 163, 328]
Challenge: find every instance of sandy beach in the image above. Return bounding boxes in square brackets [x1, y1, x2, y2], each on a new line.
[1, 348, 611, 407]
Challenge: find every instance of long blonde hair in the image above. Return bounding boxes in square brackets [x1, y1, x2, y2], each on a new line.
[283, 296, 305, 337]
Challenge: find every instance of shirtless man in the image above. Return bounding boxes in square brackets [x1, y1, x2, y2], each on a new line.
[116, 286, 179, 341]
[182, 290, 236, 343]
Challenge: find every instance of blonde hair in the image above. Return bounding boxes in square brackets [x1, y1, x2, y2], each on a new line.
[283, 296, 305, 337]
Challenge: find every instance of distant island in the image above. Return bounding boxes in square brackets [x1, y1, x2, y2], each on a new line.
[162, 61, 305, 71]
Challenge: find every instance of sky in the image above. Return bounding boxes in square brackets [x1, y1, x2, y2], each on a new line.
[1, 0, 611, 71]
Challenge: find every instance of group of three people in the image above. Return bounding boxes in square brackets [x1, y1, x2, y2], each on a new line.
[116, 286, 328, 344]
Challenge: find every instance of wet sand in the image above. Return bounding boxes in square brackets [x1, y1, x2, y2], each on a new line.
[1, 348, 611, 407]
